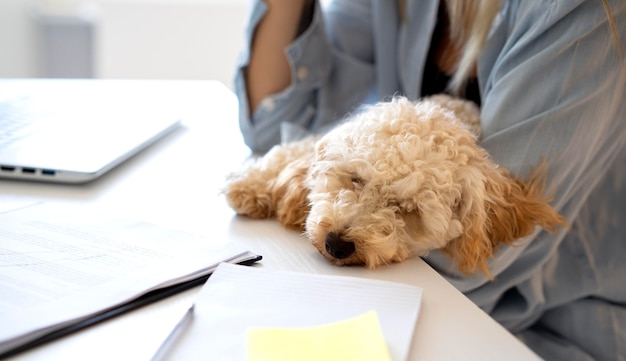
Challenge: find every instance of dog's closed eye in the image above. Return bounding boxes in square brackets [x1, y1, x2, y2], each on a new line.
[350, 175, 365, 191]
[351, 175, 364, 185]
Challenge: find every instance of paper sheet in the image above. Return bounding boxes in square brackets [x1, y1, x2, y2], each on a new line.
[247, 310, 392, 361]
[164, 263, 423, 361]
[0, 203, 259, 356]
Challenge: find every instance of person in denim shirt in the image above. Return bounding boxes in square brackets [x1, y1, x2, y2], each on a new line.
[233, 1, 626, 359]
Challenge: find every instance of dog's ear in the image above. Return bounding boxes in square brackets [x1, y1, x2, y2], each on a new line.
[271, 156, 312, 231]
[441, 160, 566, 278]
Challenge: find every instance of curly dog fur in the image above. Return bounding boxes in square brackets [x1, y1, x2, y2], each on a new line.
[224, 95, 565, 277]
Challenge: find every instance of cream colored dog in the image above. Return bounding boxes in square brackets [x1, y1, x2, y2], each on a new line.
[224, 95, 565, 277]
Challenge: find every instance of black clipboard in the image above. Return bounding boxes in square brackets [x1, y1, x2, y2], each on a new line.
[0, 255, 262, 360]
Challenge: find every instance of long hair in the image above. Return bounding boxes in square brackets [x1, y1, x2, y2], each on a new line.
[444, 0, 501, 94]
[444, 0, 624, 95]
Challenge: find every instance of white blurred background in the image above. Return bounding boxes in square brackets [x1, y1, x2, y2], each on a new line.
[0, 0, 250, 90]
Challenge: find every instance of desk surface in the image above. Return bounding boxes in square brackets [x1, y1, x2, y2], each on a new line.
[1, 80, 540, 361]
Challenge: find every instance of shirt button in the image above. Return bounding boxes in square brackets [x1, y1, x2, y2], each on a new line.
[296, 66, 309, 81]
[261, 98, 276, 111]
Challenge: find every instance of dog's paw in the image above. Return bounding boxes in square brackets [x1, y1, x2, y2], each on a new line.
[223, 172, 275, 219]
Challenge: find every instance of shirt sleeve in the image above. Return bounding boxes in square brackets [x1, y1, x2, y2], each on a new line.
[424, 0, 626, 321]
[234, 0, 378, 154]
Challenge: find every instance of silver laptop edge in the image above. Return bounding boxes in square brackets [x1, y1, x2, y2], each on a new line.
[0, 120, 181, 184]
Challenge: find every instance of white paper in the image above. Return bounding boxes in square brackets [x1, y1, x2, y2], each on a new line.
[165, 263, 423, 361]
[0, 203, 259, 356]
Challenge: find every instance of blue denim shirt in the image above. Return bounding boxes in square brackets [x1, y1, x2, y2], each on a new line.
[234, 1, 626, 359]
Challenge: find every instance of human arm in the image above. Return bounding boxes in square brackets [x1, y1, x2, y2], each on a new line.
[234, 0, 378, 154]
[245, 0, 313, 113]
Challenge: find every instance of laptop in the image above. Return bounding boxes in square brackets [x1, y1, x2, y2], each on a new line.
[0, 78, 184, 184]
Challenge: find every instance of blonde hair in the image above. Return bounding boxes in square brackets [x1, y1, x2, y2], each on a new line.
[445, 0, 502, 94]
[445, 0, 624, 95]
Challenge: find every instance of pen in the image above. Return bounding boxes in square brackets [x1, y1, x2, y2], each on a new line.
[151, 304, 195, 361]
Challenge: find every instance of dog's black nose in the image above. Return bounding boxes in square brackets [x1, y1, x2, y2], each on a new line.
[325, 232, 355, 259]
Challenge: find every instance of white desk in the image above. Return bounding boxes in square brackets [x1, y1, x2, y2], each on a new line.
[1, 81, 540, 361]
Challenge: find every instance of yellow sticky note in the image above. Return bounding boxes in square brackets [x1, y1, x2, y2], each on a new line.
[247, 311, 392, 361]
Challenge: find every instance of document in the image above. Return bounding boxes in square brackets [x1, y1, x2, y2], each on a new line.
[164, 263, 423, 361]
[0, 203, 261, 358]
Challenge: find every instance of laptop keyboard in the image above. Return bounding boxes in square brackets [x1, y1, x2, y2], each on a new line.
[0, 99, 37, 148]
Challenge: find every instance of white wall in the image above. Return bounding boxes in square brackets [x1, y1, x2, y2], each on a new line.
[0, 0, 250, 89]
[0, 0, 41, 78]
[95, 0, 249, 89]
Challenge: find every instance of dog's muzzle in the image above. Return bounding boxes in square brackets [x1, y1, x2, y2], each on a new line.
[325, 232, 355, 259]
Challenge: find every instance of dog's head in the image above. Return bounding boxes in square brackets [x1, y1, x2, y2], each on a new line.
[303, 96, 564, 277]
